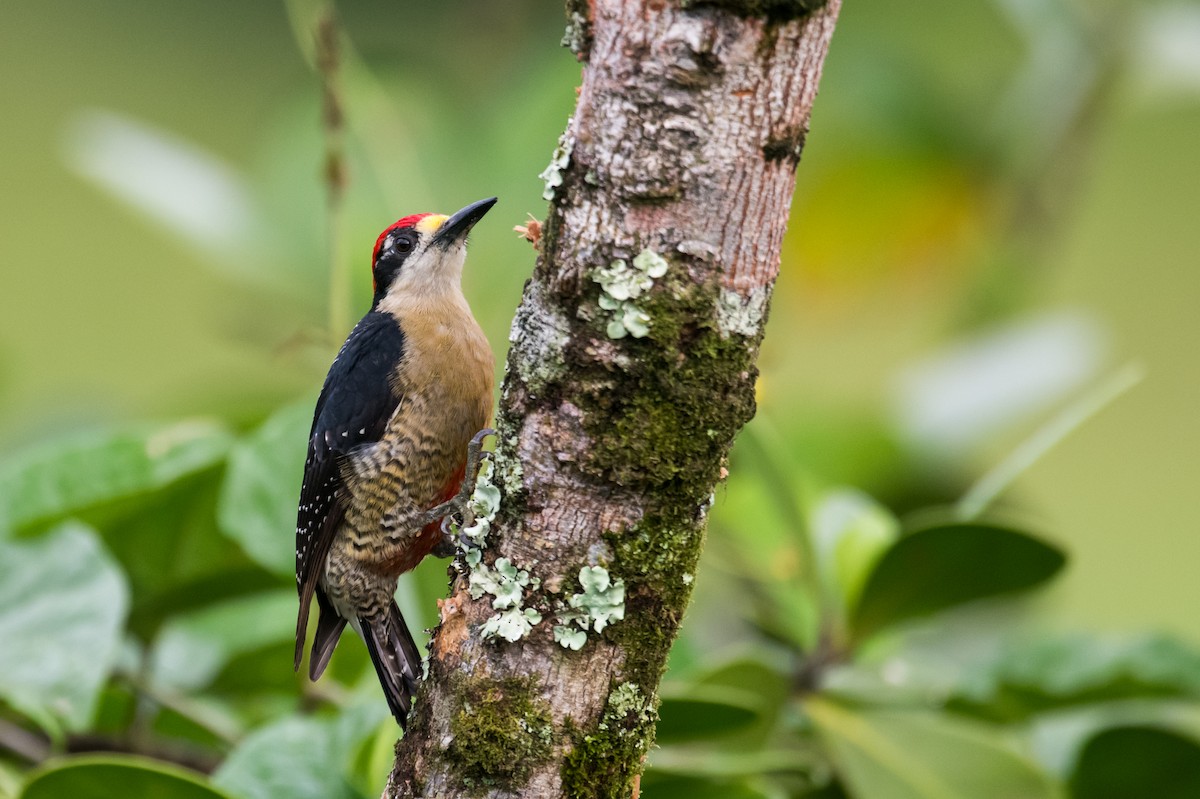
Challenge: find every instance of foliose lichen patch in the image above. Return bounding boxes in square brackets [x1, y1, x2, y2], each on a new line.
[593, 248, 670, 339]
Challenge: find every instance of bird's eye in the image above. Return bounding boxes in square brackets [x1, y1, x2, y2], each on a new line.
[393, 235, 415, 254]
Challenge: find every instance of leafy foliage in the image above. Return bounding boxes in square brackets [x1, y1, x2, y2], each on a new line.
[217, 402, 312, 578]
[212, 707, 386, 799]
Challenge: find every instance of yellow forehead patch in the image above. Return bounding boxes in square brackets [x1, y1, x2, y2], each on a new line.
[417, 214, 448, 235]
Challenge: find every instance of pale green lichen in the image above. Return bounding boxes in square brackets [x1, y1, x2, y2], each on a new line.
[539, 121, 574, 201]
[468, 556, 544, 643]
[494, 444, 525, 499]
[716, 285, 769, 338]
[561, 1, 591, 59]
[553, 625, 588, 651]
[553, 566, 626, 649]
[508, 289, 571, 393]
[593, 249, 670, 339]
[460, 459, 500, 548]
[605, 302, 650, 340]
[469, 557, 533, 608]
[632, 249, 669, 278]
[453, 461, 543, 643]
[572, 566, 626, 631]
[470, 557, 543, 643]
[481, 606, 544, 642]
[603, 683, 652, 727]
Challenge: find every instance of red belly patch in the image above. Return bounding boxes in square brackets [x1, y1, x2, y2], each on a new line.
[382, 462, 466, 575]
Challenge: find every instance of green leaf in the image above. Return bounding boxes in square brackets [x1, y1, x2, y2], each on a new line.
[0, 421, 232, 535]
[810, 488, 899, 616]
[212, 705, 385, 799]
[806, 698, 1059, 799]
[95, 474, 272, 638]
[0, 523, 129, 733]
[218, 401, 311, 576]
[639, 773, 780, 799]
[19, 754, 232, 799]
[692, 656, 794, 746]
[649, 748, 824, 780]
[952, 633, 1200, 722]
[850, 522, 1065, 641]
[656, 685, 762, 744]
[1026, 700, 1200, 781]
[1069, 725, 1200, 799]
[0, 760, 22, 799]
[149, 589, 297, 691]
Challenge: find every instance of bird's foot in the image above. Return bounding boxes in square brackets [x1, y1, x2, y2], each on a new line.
[456, 427, 496, 509]
[426, 428, 496, 558]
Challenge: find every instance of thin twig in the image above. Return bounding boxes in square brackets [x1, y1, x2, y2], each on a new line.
[0, 717, 50, 763]
[317, 5, 351, 341]
[957, 363, 1144, 519]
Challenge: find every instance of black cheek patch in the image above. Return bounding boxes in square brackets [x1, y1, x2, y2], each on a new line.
[372, 257, 403, 296]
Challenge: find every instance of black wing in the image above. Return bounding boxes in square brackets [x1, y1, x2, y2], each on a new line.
[294, 312, 406, 666]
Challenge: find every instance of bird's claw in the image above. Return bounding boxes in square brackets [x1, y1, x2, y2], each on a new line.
[453, 428, 495, 509]
[431, 428, 496, 558]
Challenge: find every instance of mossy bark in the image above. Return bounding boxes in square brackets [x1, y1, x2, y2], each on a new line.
[385, 1, 840, 796]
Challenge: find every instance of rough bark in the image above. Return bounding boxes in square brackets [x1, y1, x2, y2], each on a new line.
[385, 1, 840, 796]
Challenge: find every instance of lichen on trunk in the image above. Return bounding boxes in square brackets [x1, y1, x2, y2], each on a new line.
[385, 1, 840, 797]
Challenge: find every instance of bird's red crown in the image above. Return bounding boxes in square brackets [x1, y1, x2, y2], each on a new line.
[372, 214, 433, 264]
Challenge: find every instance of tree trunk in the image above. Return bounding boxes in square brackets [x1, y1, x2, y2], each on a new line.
[385, 1, 840, 796]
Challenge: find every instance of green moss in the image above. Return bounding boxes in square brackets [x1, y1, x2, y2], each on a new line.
[565, 263, 760, 689]
[605, 504, 706, 691]
[446, 675, 553, 792]
[559, 505, 705, 796]
[561, 684, 658, 799]
[579, 272, 759, 490]
[682, 0, 828, 21]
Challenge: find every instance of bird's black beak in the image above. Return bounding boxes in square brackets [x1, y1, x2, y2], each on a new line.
[432, 197, 497, 248]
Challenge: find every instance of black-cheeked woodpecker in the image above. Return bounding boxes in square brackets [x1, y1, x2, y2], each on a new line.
[294, 198, 497, 727]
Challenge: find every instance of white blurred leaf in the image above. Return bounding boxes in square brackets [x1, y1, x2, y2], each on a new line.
[891, 310, 1106, 456]
[1135, 4, 1200, 97]
[62, 109, 267, 275]
[957, 363, 1142, 518]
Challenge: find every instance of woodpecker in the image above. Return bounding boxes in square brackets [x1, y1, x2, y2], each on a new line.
[294, 197, 497, 727]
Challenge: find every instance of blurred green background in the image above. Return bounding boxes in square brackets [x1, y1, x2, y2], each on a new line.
[2, 0, 1199, 797]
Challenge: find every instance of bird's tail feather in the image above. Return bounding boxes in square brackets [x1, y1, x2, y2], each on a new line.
[308, 589, 348, 681]
[361, 601, 422, 728]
